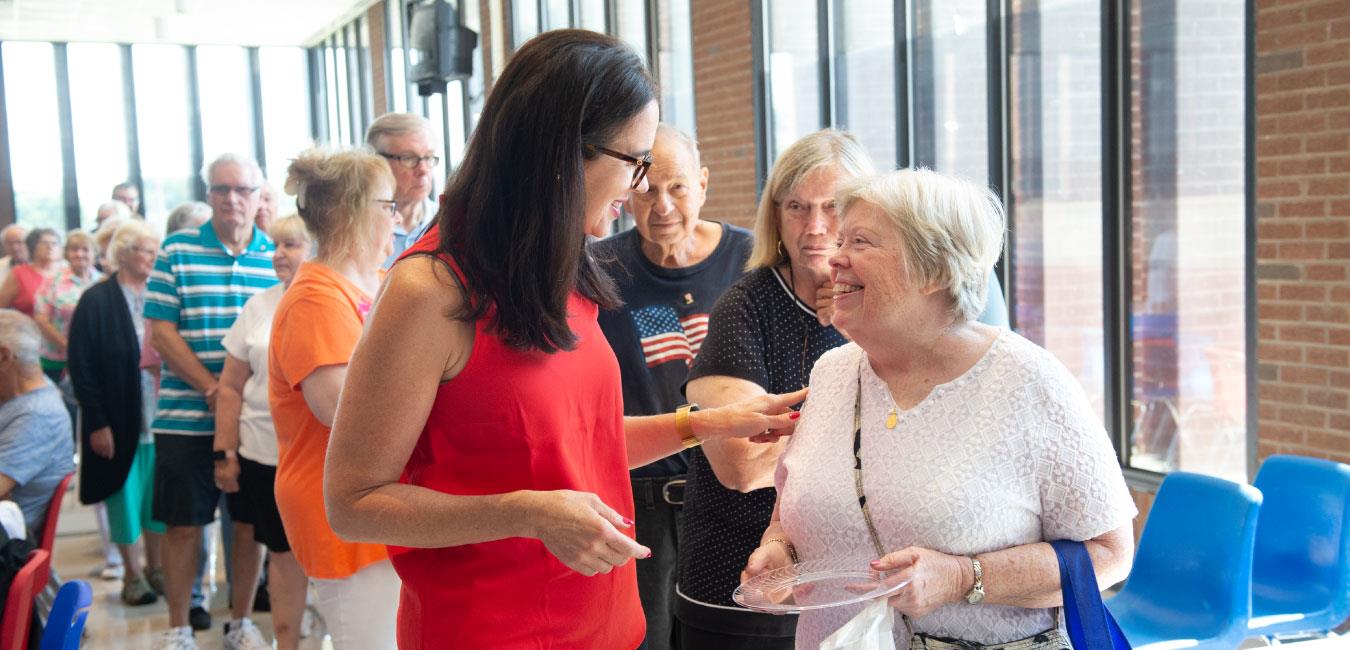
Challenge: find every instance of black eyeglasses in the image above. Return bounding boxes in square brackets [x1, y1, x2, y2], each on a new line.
[208, 184, 260, 197]
[379, 152, 440, 170]
[585, 144, 653, 189]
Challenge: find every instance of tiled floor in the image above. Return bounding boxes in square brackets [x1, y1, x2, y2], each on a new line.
[48, 487, 329, 649]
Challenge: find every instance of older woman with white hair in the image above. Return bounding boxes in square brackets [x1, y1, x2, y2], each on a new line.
[742, 169, 1136, 649]
[68, 219, 166, 606]
[212, 215, 311, 649]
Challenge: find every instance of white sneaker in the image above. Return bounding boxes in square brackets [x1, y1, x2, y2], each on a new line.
[152, 627, 199, 650]
[95, 562, 124, 581]
[223, 618, 271, 650]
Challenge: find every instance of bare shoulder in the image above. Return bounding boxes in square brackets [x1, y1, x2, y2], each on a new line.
[378, 255, 466, 318]
[370, 255, 475, 380]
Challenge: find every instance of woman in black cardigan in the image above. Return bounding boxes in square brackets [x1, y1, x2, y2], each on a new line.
[67, 219, 163, 606]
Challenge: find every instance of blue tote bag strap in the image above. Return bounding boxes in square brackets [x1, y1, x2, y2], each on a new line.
[1050, 540, 1131, 649]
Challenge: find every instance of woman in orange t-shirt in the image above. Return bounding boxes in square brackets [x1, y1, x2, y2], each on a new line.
[268, 148, 400, 650]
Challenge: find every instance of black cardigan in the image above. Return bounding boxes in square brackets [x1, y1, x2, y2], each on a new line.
[66, 277, 145, 505]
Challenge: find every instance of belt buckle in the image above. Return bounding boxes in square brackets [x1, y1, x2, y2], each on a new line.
[661, 479, 686, 506]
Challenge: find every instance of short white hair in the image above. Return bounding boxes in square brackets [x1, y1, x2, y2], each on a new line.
[0, 225, 26, 240]
[0, 310, 42, 367]
[97, 201, 131, 222]
[107, 220, 160, 272]
[166, 201, 213, 234]
[836, 168, 1006, 322]
[201, 153, 264, 187]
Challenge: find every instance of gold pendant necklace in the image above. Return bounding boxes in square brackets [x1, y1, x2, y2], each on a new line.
[883, 387, 899, 429]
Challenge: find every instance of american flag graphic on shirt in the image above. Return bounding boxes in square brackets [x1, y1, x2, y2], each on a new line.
[631, 304, 709, 368]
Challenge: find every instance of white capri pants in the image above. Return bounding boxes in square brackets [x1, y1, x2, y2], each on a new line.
[311, 558, 401, 650]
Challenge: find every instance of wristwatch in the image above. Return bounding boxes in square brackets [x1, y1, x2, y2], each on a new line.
[965, 556, 985, 604]
[212, 450, 234, 462]
[675, 403, 702, 449]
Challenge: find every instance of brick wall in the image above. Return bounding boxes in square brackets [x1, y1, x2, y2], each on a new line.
[1255, 0, 1350, 465]
[690, 0, 759, 229]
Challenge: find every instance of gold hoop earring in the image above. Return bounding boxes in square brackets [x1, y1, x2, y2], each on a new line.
[777, 240, 787, 262]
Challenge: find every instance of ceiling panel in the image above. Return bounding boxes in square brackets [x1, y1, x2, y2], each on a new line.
[0, 0, 378, 47]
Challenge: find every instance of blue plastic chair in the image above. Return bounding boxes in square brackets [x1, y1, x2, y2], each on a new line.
[39, 580, 92, 650]
[1247, 455, 1350, 639]
[1106, 472, 1263, 649]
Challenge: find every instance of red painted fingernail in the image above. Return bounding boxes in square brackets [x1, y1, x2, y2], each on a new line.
[790, 411, 802, 420]
[622, 517, 634, 527]
[641, 551, 653, 559]
[870, 559, 883, 568]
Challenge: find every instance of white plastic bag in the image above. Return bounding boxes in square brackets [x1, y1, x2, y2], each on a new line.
[818, 600, 897, 650]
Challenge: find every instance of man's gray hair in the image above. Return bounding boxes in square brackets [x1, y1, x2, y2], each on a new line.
[365, 112, 434, 150]
[201, 153, 264, 187]
[0, 310, 42, 367]
[656, 124, 701, 170]
[0, 224, 24, 240]
[166, 201, 213, 233]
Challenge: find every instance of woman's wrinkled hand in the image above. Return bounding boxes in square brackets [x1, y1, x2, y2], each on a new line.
[872, 546, 969, 618]
[701, 387, 808, 443]
[89, 426, 114, 459]
[527, 490, 651, 577]
[741, 538, 795, 586]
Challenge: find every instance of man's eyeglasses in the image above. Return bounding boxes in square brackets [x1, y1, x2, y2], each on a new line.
[585, 144, 653, 189]
[208, 185, 260, 197]
[374, 199, 398, 217]
[379, 152, 440, 170]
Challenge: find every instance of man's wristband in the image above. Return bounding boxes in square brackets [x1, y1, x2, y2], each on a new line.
[212, 450, 236, 462]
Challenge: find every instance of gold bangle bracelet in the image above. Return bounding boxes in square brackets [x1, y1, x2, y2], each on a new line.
[764, 537, 799, 564]
[675, 403, 702, 449]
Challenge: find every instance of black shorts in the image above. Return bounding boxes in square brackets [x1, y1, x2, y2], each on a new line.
[152, 434, 220, 527]
[227, 456, 292, 553]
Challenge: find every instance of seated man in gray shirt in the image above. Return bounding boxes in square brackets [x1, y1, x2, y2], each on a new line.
[0, 309, 74, 536]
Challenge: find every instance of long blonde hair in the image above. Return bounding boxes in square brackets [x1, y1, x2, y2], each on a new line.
[746, 129, 876, 270]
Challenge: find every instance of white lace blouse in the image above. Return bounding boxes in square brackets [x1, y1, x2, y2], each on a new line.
[777, 331, 1136, 649]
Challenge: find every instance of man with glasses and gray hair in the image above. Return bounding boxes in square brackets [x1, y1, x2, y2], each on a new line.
[148, 153, 279, 650]
[366, 112, 440, 266]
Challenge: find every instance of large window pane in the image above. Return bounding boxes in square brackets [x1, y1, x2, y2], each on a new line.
[3, 42, 65, 230]
[912, 0, 988, 182]
[615, 0, 649, 64]
[545, 0, 572, 30]
[133, 44, 194, 233]
[331, 38, 350, 145]
[324, 43, 342, 144]
[578, 0, 607, 32]
[1009, 0, 1105, 417]
[259, 47, 311, 215]
[445, 81, 466, 168]
[197, 46, 254, 163]
[655, 0, 696, 137]
[1127, 0, 1247, 482]
[512, 0, 541, 49]
[388, 0, 410, 113]
[840, 1, 896, 170]
[768, 0, 821, 159]
[68, 44, 131, 229]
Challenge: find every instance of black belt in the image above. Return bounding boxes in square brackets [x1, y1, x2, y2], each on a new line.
[632, 476, 687, 506]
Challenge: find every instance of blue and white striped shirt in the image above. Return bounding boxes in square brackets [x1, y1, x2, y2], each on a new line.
[145, 221, 278, 437]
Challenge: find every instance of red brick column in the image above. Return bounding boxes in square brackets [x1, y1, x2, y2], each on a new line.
[691, 0, 759, 229]
[1255, 0, 1350, 464]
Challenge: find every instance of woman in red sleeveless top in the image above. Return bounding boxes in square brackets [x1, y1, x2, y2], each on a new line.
[0, 228, 63, 316]
[324, 30, 805, 650]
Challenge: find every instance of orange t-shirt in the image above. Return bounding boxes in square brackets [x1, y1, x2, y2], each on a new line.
[268, 261, 386, 580]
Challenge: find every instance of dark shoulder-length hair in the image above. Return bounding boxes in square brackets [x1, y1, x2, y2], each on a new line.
[437, 29, 656, 354]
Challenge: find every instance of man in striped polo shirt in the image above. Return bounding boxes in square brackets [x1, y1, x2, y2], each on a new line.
[148, 154, 278, 650]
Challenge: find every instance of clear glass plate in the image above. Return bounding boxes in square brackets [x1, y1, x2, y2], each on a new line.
[732, 557, 911, 613]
